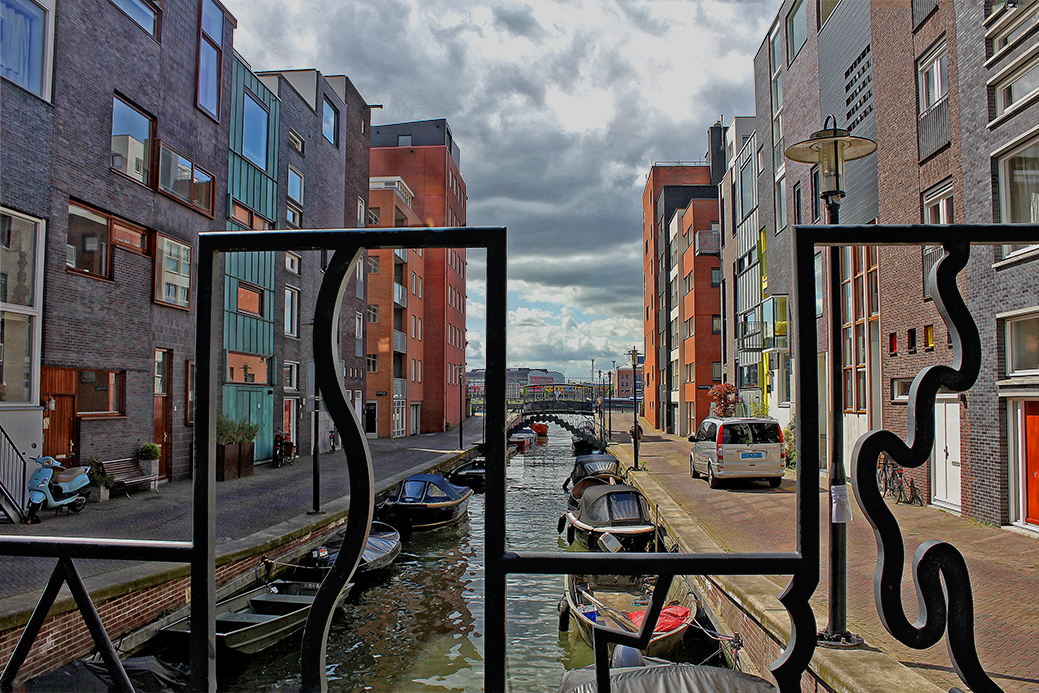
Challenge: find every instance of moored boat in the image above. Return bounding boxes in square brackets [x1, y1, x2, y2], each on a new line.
[160, 584, 314, 656]
[449, 457, 486, 491]
[378, 474, 473, 530]
[307, 520, 403, 579]
[530, 422, 549, 437]
[560, 574, 695, 660]
[564, 453, 627, 512]
[559, 484, 665, 552]
[509, 427, 537, 449]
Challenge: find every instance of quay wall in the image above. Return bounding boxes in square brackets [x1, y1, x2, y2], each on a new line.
[0, 449, 473, 685]
[615, 445, 944, 693]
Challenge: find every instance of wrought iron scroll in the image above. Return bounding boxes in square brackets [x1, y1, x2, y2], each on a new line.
[850, 239, 1001, 692]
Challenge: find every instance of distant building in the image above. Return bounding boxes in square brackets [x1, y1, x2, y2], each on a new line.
[369, 119, 468, 434]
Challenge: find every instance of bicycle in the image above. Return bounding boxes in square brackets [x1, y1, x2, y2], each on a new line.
[328, 426, 338, 452]
[877, 454, 924, 506]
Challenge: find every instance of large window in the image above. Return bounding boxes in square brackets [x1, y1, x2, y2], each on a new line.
[787, 0, 807, 62]
[66, 203, 110, 278]
[1, 209, 41, 405]
[819, 0, 840, 29]
[284, 286, 299, 336]
[237, 282, 263, 317]
[76, 370, 124, 415]
[197, 0, 222, 118]
[918, 45, 948, 114]
[775, 176, 787, 233]
[157, 235, 191, 308]
[1007, 315, 1039, 376]
[287, 166, 303, 227]
[996, 59, 1039, 118]
[111, 95, 153, 185]
[241, 93, 269, 169]
[226, 352, 270, 384]
[322, 97, 339, 146]
[739, 158, 755, 218]
[1, 0, 53, 98]
[158, 143, 214, 214]
[109, 0, 158, 36]
[1000, 137, 1039, 224]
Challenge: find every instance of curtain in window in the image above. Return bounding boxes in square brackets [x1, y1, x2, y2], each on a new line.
[1, 0, 43, 94]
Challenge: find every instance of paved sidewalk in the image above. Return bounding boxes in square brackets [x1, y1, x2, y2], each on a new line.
[616, 418, 1039, 693]
[0, 417, 484, 610]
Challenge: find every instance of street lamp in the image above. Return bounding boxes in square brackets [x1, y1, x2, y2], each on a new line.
[459, 364, 466, 450]
[629, 347, 642, 471]
[610, 359, 616, 442]
[785, 115, 875, 648]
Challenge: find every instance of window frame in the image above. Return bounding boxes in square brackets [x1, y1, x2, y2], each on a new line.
[288, 128, 305, 155]
[283, 361, 299, 391]
[241, 91, 270, 169]
[285, 252, 300, 274]
[195, 0, 223, 120]
[998, 134, 1039, 226]
[287, 166, 304, 205]
[367, 304, 379, 323]
[787, 0, 808, 63]
[237, 281, 264, 318]
[1006, 314, 1039, 377]
[108, 0, 159, 37]
[918, 42, 948, 115]
[66, 201, 117, 280]
[155, 233, 192, 310]
[111, 94, 155, 187]
[229, 200, 272, 230]
[75, 369, 125, 417]
[322, 97, 339, 147]
[157, 141, 215, 216]
[284, 285, 300, 337]
[994, 56, 1039, 118]
[1, 0, 56, 99]
[367, 354, 378, 373]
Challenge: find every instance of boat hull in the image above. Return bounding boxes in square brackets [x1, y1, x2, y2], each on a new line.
[379, 493, 471, 530]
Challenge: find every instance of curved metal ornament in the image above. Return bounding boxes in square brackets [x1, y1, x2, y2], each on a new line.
[299, 246, 375, 693]
[851, 241, 1001, 692]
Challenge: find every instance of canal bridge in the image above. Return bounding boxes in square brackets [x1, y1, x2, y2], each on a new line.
[507, 384, 604, 449]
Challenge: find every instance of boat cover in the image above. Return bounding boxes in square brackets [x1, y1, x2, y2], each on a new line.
[389, 474, 472, 503]
[557, 662, 776, 693]
[576, 485, 652, 526]
[626, 605, 691, 633]
[25, 656, 189, 692]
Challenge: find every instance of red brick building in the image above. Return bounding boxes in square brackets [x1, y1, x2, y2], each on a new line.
[369, 119, 467, 435]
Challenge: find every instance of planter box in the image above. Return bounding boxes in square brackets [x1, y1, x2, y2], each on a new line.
[216, 443, 239, 481]
[238, 441, 255, 478]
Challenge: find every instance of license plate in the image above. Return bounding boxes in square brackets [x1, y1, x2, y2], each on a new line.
[741, 452, 764, 459]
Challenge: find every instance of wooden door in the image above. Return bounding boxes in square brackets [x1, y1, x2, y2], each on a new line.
[1026, 401, 1039, 526]
[43, 394, 75, 460]
[154, 349, 171, 478]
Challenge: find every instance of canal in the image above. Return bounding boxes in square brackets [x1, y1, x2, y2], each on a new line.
[222, 421, 709, 692]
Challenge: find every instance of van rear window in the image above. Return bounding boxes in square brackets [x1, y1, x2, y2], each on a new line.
[722, 422, 781, 444]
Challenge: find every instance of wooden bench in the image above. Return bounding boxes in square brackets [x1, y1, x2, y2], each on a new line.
[100, 457, 160, 496]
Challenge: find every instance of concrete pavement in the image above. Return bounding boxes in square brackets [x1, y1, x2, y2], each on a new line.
[612, 417, 1038, 693]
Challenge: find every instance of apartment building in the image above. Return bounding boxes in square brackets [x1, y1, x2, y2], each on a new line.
[369, 119, 468, 435]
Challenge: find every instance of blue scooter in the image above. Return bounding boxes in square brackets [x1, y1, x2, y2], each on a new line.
[26, 456, 91, 524]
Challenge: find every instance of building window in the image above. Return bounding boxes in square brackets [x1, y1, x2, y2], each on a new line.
[999, 136, 1039, 225]
[237, 282, 263, 317]
[417, 317, 422, 341]
[109, 0, 158, 36]
[923, 181, 953, 224]
[287, 204, 301, 228]
[712, 315, 722, 334]
[357, 197, 366, 227]
[288, 129, 305, 155]
[196, 0, 222, 118]
[111, 95, 153, 185]
[889, 332, 898, 356]
[993, 6, 1039, 55]
[996, 58, 1039, 117]
[0, 209, 43, 405]
[229, 201, 271, 230]
[287, 166, 303, 204]
[712, 362, 722, 381]
[739, 158, 755, 218]
[814, 252, 824, 316]
[1007, 315, 1039, 376]
[76, 370, 124, 416]
[158, 143, 214, 214]
[322, 97, 339, 146]
[918, 44, 948, 115]
[819, 0, 839, 28]
[367, 255, 380, 274]
[907, 327, 917, 353]
[775, 177, 787, 233]
[711, 266, 722, 287]
[892, 378, 912, 402]
[417, 276, 423, 298]
[226, 352, 270, 384]
[787, 0, 807, 62]
[924, 324, 935, 350]
[398, 135, 412, 147]
[355, 311, 363, 338]
[284, 361, 299, 390]
[1, 0, 54, 98]
[367, 354, 378, 373]
[367, 304, 379, 322]
[284, 286, 299, 336]
[285, 252, 300, 274]
[241, 93, 269, 169]
[66, 203, 111, 278]
[793, 181, 803, 225]
[157, 235, 191, 309]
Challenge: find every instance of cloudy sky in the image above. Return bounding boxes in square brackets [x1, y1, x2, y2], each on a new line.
[225, 0, 779, 380]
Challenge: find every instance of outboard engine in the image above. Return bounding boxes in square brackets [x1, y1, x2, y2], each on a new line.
[610, 645, 645, 669]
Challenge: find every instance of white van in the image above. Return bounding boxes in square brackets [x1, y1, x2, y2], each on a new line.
[688, 417, 786, 489]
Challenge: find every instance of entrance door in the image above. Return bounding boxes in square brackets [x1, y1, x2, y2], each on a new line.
[283, 398, 298, 446]
[43, 394, 75, 461]
[933, 398, 961, 509]
[154, 349, 171, 478]
[364, 402, 377, 437]
[410, 403, 420, 435]
[1026, 401, 1039, 526]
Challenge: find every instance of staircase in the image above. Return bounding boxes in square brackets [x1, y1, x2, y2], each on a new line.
[0, 423, 28, 523]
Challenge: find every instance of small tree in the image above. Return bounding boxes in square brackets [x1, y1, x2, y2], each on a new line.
[783, 415, 797, 469]
[708, 383, 740, 417]
[748, 400, 770, 418]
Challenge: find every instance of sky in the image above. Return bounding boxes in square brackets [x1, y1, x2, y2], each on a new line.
[225, 0, 780, 380]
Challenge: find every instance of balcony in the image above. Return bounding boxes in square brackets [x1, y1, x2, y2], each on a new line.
[695, 229, 720, 255]
[737, 320, 764, 352]
[395, 248, 408, 263]
[393, 330, 407, 353]
[918, 98, 949, 161]
[393, 282, 407, 308]
[761, 295, 789, 351]
[393, 378, 406, 399]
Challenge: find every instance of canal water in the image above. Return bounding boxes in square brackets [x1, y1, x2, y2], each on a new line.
[221, 422, 705, 692]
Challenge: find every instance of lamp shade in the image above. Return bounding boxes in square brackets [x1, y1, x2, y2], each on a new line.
[784, 121, 876, 198]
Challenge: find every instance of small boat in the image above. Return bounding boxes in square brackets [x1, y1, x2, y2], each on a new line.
[558, 484, 664, 552]
[572, 421, 600, 455]
[557, 645, 776, 693]
[561, 575, 696, 660]
[564, 453, 626, 512]
[309, 521, 403, 578]
[449, 457, 486, 491]
[160, 584, 314, 655]
[378, 473, 473, 530]
[530, 422, 549, 437]
[509, 427, 537, 449]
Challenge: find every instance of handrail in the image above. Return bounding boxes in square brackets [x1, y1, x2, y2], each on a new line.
[0, 422, 28, 522]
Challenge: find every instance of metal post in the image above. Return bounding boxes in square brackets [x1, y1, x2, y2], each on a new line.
[459, 366, 465, 450]
[309, 401, 323, 515]
[629, 347, 640, 471]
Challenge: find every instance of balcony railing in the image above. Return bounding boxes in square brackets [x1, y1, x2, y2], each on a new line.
[393, 330, 407, 353]
[395, 248, 407, 262]
[737, 320, 764, 352]
[393, 378, 406, 399]
[695, 229, 720, 255]
[393, 282, 407, 308]
[918, 98, 949, 161]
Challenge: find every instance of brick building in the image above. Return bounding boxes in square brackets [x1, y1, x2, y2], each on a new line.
[369, 119, 468, 435]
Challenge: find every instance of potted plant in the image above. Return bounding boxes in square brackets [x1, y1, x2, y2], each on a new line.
[138, 443, 161, 489]
[236, 418, 261, 478]
[88, 456, 114, 502]
[216, 413, 240, 481]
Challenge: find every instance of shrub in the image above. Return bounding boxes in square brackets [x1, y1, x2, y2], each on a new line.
[216, 414, 260, 444]
[138, 443, 161, 460]
[88, 456, 115, 488]
[783, 415, 797, 469]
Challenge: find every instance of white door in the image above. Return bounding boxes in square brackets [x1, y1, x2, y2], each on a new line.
[933, 399, 961, 509]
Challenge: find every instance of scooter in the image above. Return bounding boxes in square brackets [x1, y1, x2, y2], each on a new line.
[26, 456, 91, 524]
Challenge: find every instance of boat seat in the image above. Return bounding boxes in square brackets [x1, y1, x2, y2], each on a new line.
[249, 593, 313, 615]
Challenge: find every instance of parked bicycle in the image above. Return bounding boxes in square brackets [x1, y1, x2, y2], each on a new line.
[273, 432, 297, 468]
[328, 426, 338, 452]
[876, 453, 924, 506]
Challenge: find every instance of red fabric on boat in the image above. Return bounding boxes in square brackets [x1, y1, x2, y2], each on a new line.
[626, 605, 691, 633]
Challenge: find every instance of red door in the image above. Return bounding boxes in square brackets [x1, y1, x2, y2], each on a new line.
[154, 349, 171, 479]
[1026, 401, 1039, 526]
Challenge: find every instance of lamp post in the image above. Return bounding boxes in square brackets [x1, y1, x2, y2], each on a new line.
[610, 359, 616, 441]
[459, 364, 465, 450]
[785, 115, 875, 647]
[629, 347, 642, 471]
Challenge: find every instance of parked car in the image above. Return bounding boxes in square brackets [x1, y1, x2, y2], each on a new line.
[688, 417, 785, 489]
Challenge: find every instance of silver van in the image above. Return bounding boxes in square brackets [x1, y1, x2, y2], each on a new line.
[688, 417, 785, 489]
